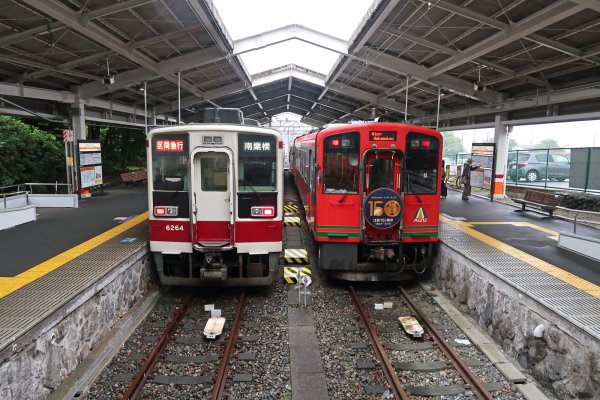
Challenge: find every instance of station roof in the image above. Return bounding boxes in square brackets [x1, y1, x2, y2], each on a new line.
[0, 0, 599, 131]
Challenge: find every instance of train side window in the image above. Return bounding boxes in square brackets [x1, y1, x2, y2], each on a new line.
[405, 132, 439, 194]
[323, 131, 359, 194]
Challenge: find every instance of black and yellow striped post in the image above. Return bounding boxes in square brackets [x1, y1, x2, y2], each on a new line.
[284, 204, 299, 213]
[283, 266, 312, 284]
[284, 248, 309, 264]
[284, 216, 301, 226]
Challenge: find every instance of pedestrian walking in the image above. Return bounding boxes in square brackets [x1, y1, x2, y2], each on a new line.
[461, 158, 478, 200]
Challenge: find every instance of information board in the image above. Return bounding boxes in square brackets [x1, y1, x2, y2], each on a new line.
[77, 140, 103, 189]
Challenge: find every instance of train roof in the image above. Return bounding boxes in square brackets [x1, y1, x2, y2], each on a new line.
[148, 123, 282, 139]
[292, 121, 441, 143]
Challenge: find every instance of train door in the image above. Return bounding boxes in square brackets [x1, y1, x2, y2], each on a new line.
[362, 150, 404, 243]
[191, 148, 233, 247]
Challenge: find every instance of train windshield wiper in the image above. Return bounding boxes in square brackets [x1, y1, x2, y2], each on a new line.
[242, 179, 260, 197]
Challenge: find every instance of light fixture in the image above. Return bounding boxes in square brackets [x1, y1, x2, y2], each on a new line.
[137, 83, 145, 92]
[102, 58, 114, 85]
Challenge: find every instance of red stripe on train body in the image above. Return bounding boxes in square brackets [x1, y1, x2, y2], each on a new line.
[290, 121, 442, 281]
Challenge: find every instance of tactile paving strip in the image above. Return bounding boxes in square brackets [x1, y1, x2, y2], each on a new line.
[439, 221, 600, 339]
[0, 223, 148, 352]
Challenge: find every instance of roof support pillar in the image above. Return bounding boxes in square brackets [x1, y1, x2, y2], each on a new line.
[493, 114, 509, 200]
[71, 102, 86, 140]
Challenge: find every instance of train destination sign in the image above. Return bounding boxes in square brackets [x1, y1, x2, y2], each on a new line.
[369, 131, 397, 142]
[156, 139, 184, 152]
[363, 187, 403, 229]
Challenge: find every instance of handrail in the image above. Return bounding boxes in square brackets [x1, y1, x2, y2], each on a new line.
[1, 182, 71, 195]
[0, 191, 30, 209]
[555, 206, 600, 234]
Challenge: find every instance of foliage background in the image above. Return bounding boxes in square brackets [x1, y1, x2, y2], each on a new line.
[0, 116, 146, 187]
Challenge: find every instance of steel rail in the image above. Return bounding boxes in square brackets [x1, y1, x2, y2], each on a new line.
[398, 286, 494, 400]
[120, 294, 195, 400]
[348, 286, 410, 400]
[211, 292, 248, 400]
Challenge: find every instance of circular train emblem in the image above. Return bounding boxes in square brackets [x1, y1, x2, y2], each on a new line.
[363, 188, 403, 229]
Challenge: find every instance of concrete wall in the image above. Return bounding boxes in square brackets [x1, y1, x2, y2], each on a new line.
[431, 243, 600, 399]
[0, 205, 36, 230]
[0, 248, 154, 399]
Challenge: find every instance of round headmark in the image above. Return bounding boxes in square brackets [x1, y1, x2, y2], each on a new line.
[363, 188, 403, 229]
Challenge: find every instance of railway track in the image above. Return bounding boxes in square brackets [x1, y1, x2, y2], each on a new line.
[118, 292, 247, 400]
[346, 284, 523, 399]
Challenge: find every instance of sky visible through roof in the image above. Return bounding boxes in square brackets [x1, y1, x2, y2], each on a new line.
[212, 0, 374, 76]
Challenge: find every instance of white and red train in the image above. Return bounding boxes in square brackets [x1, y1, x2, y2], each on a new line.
[147, 109, 283, 285]
[290, 121, 442, 281]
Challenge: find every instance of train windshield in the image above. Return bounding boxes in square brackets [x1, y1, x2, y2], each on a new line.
[405, 132, 439, 194]
[151, 134, 189, 191]
[238, 134, 277, 192]
[323, 131, 359, 194]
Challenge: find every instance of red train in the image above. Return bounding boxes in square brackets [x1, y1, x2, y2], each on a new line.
[290, 122, 442, 281]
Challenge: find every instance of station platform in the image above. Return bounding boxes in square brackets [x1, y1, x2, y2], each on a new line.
[1, 183, 599, 397]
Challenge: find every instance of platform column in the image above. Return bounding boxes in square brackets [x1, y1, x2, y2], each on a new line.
[493, 114, 509, 199]
[71, 102, 86, 140]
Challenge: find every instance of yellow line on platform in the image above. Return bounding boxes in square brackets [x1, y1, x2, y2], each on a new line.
[441, 215, 600, 299]
[0, 212, 148, 299]
[465, 221, 559, 241]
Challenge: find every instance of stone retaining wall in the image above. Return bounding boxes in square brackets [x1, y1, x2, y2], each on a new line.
[0, 248, 153, 399]
[431, 244, 600, 399]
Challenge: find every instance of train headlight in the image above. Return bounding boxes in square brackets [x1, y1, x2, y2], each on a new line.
[154, 206, 178, 217]
[251, 206, 275, 218]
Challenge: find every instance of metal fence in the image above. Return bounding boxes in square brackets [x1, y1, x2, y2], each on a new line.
[507, 147, 600, 194]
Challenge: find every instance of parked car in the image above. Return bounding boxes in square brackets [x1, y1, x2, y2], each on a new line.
[507, 151, 570, 182]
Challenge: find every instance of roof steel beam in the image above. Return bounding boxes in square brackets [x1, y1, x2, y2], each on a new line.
[253, 66, 325, 88]
[328, 82, 426, 117]
[155, 82, 247, 114]
[422, 0, 591, 60]
[78, 47, 223, 98]
[353, 48, 501, 104]
[0, 0, 154, 47]
[411, 86, 600, 125]
[382, 28, 552, 90]
[78, 0, 157, 25]
[0, 82, 168, 119]
[428, 1, 586, 77]
[234, 25, 347, 56]
[572, 0, 600, 12]
[22, 0, 208, 101]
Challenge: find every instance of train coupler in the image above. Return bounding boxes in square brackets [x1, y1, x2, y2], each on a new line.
[200, 253, 228, 281]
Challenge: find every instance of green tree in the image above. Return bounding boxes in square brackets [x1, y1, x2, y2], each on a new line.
[441, 131, 463, 157]
[99, 126, 146, 175]
[0, 116, 65, 186]
[508, 138, 518, 150]
[533, 138, 560, 149]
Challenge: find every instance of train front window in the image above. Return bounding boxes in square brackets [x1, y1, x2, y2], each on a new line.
[323, 131, 359, 194]
[238, 134, 277, 192]
[151, 134, 189, 191]
[405, 133, 439, 194]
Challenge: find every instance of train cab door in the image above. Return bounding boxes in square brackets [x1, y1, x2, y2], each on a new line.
[191, 148, 234, 248]
[362, 150, 404, 243]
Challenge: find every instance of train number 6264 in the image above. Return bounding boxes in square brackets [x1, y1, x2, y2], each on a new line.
[165, 224, 184, 231]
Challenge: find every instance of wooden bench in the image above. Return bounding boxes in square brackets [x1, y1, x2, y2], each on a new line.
[513, 189, 562, 218]
[121, 170, 147, 186]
